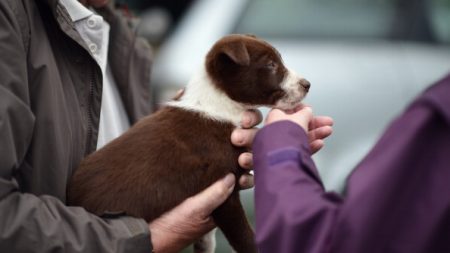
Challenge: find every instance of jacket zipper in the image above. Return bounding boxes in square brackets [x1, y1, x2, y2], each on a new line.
[85, 68, 95, 156]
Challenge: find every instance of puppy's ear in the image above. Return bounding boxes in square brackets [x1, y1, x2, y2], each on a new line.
[220, 41, 250, 66]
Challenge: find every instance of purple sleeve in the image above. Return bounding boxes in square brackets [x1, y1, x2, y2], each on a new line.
[253, 75, 450, 253]
[253, 121, 342, 253]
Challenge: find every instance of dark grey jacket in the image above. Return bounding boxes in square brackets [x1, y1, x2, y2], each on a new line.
[0, 0, 153, 252]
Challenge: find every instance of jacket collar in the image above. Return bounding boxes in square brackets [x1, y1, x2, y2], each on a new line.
[44, 0, 92, 22]
[59, 0, 93, 22]
[40, 0, 92, 56]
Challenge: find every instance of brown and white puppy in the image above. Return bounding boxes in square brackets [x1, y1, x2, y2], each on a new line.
[68, 34, 310, 253]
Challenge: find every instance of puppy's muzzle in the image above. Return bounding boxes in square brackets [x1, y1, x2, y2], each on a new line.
[299, 79, 311, 92]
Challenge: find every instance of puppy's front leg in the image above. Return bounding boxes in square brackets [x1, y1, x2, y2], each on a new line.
[212, 192, 257, 253]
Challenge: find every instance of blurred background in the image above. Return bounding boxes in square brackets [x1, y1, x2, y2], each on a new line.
[117, 0, 450, 252]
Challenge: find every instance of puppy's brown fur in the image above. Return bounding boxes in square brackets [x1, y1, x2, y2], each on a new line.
[68, 34, 309, 253]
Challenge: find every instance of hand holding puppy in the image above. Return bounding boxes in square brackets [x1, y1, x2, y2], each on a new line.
[149, 174, 236, 253]
[232, 106, 333, 190]
[265, 105, 334, 153]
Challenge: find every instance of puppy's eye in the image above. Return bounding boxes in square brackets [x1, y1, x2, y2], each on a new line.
[265, 61, 277, 70]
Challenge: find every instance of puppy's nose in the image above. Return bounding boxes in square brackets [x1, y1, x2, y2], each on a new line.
[299, 79, 311, 92]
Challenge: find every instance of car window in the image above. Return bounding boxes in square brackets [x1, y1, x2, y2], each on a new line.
[234, 0, 450, 44]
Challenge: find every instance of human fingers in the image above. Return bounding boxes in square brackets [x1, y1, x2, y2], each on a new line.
[231, 128, 258, 148]
[237, 153, 254, 189]
[308, 125, 333, 143]
[309, 116, 334, 130]
[240, 109, 263, 129]
[238, 173, 254, 190]
[189, 174, 236, 216]
[238, 152, 253, 169]
[310, 139, 325, 154]
[148, 175, 235, 253]
[292, 106, 314, 131]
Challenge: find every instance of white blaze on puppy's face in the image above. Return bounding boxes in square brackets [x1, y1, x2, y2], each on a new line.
[275, 68, 310, 110]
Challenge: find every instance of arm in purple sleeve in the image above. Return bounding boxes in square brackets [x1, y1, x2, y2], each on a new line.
[254, 121, 342, 253]
[253, 75, 450, 253]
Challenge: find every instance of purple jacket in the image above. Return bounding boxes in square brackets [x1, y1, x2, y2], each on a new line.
[254, 74, 450, 253]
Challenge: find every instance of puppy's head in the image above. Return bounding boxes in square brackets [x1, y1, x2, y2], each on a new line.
[205, 34, 310, 110]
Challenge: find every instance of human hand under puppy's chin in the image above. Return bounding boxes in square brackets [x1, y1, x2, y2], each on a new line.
[78, 0, 109, 8]
[265, 104, 313, 131]
[265, 105, 334, 154]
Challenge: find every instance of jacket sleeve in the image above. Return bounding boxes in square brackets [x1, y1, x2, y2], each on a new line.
[0, 2, 152, 253]
[253, 121, 342, 253]
[254, 88, 450, 253]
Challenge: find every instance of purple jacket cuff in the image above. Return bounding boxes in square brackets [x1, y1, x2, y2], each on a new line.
[253, 121, 322, 185]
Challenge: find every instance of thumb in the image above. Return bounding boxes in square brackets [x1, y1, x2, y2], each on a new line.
[293, 106, 313, 131]
[189, 174, 235, 216]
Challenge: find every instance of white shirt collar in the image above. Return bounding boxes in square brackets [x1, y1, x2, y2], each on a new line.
[59, 0, 93, 22]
